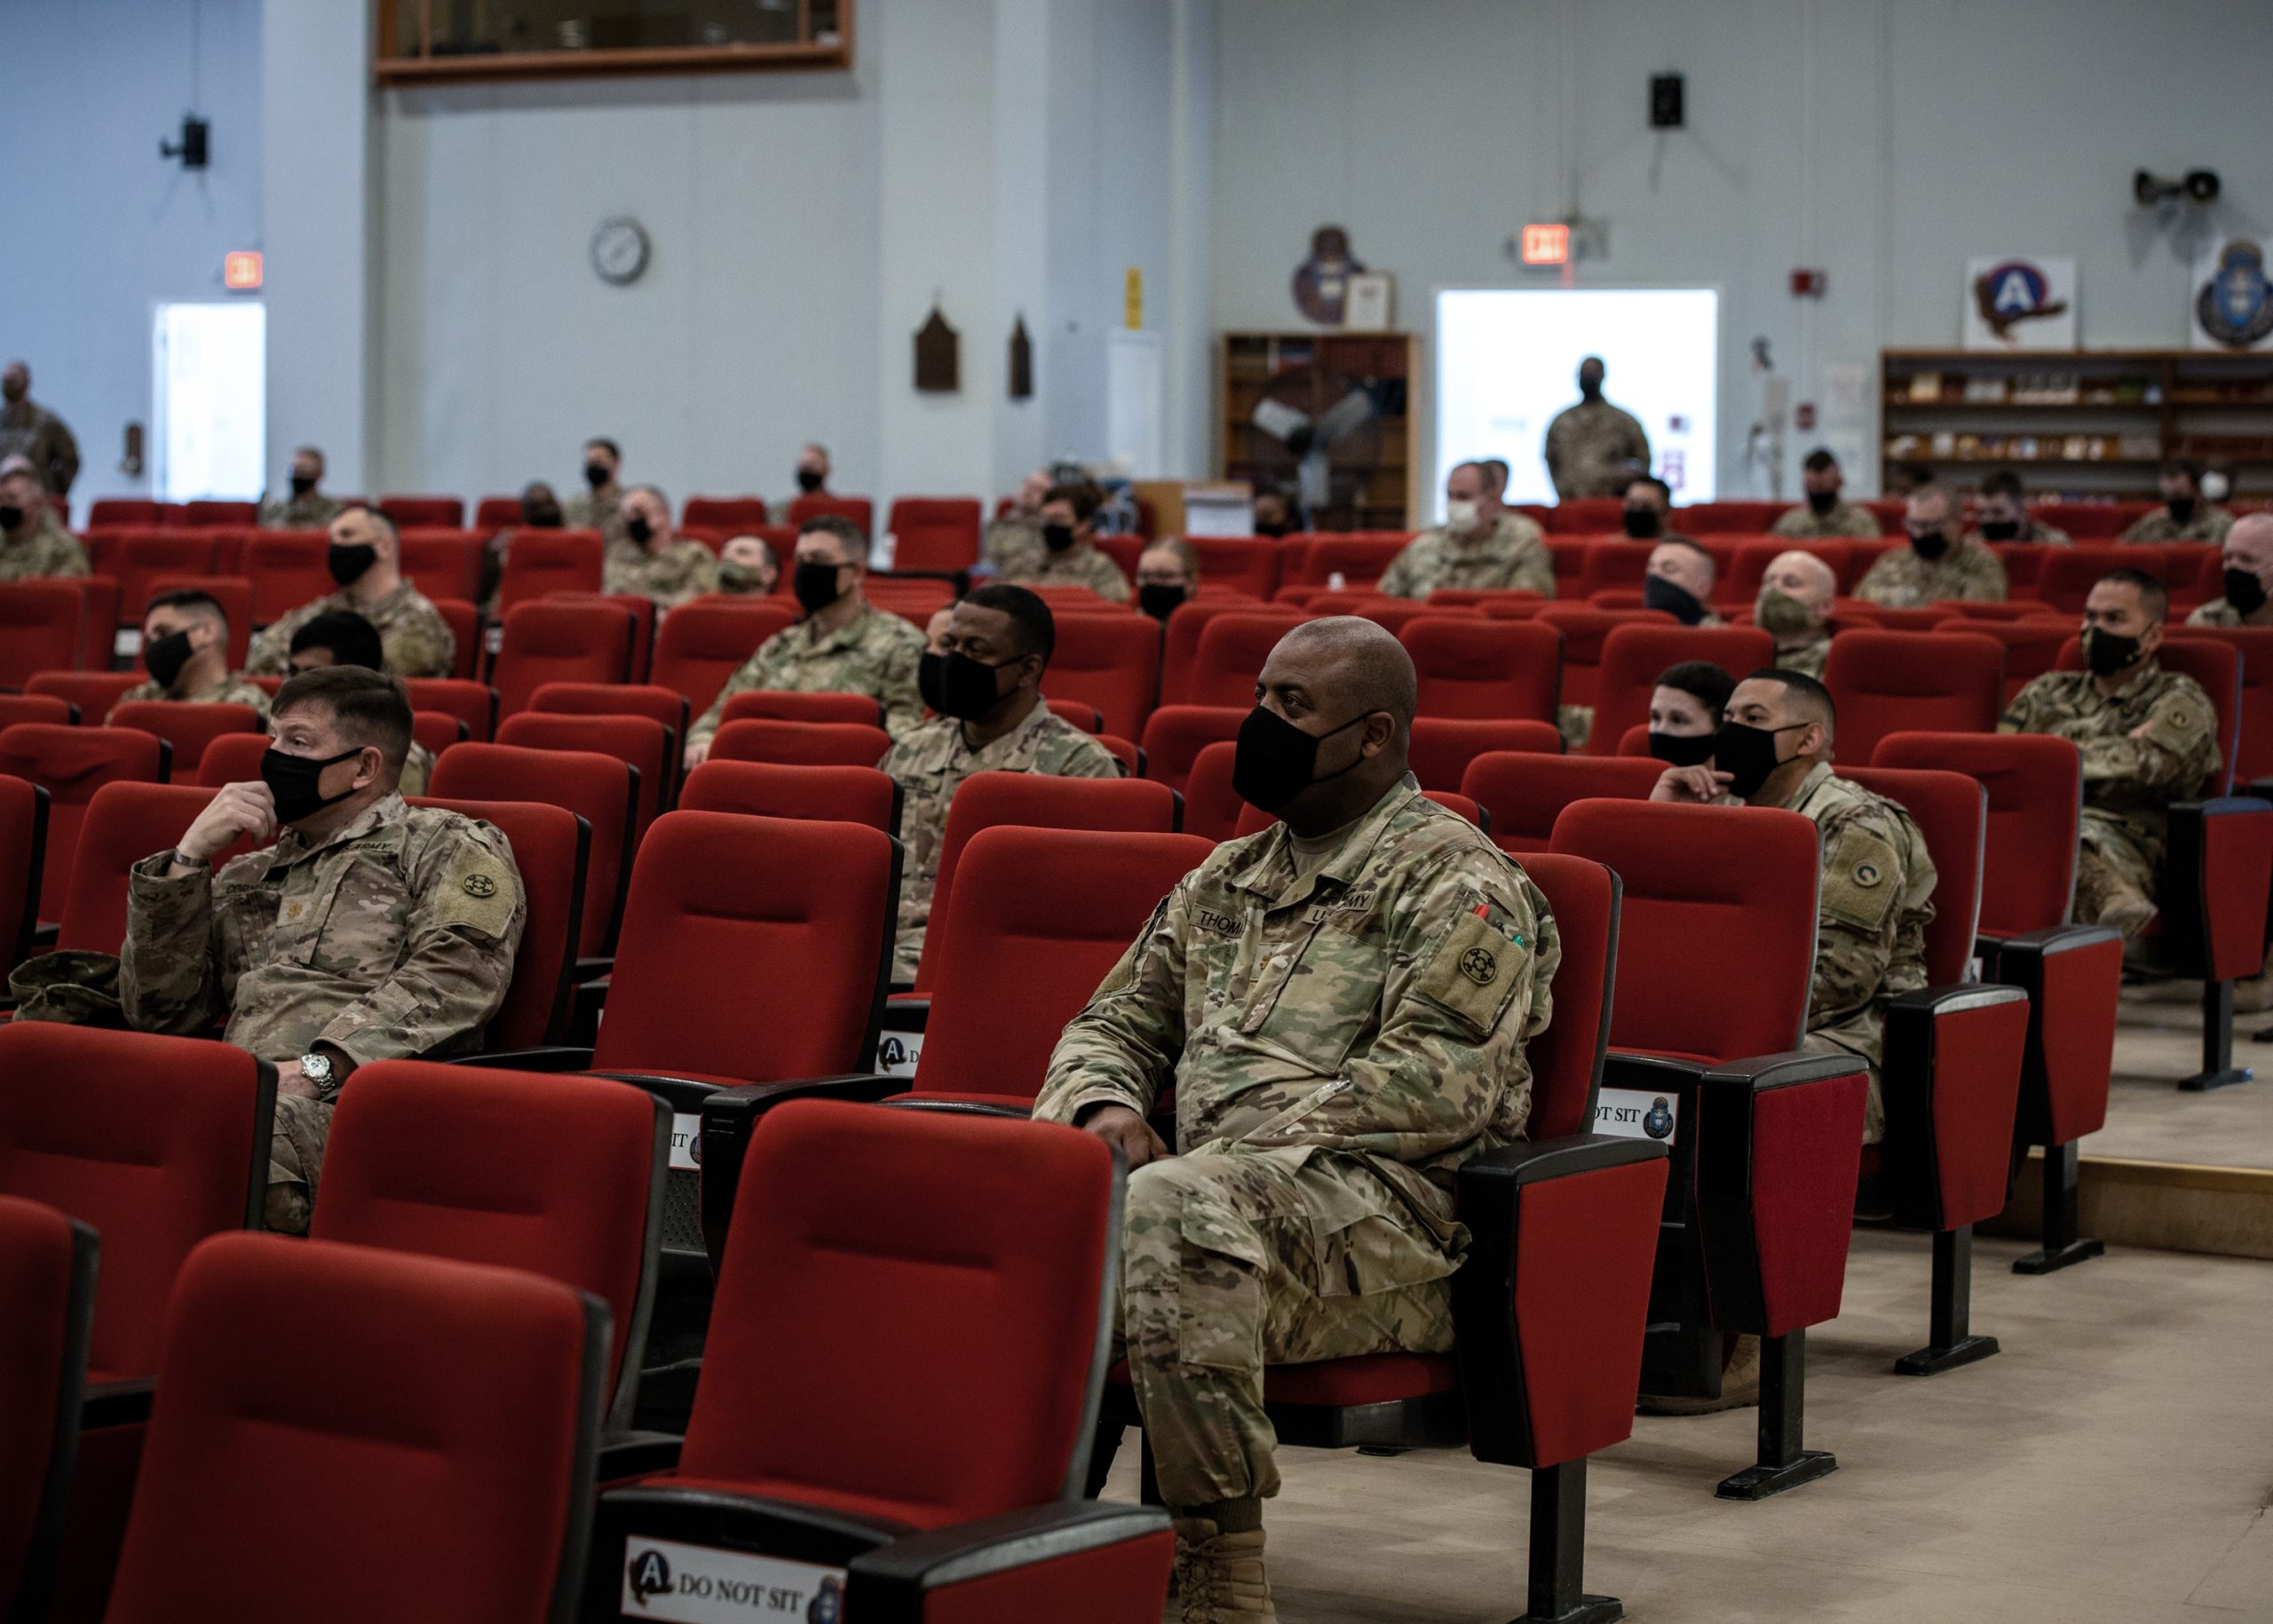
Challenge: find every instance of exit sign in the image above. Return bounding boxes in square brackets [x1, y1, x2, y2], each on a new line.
[1520, 224, 1570, 265]
[223, 251, 264, 290]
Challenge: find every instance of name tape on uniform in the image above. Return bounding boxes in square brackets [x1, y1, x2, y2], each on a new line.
[620, 1536, 844, 1623]
[669, 1113, 701, 1173]
[1592, 1086, 1677, 1145]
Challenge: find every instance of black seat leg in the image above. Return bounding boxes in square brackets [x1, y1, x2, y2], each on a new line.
[1896, 1227, 1999, 1374]
[2013, 1139, 2104, 1274]
[2182, 979, 2253, 1090]
[1715, 1331, 1837, 1500]
[1515, 1458, 1621, 1624]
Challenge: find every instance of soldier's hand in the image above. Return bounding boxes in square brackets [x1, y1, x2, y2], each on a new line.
[273, 1059, 319, 1100]
[1650, 764, 1731, 804]
[1080, 1105, 1169, 1169]
[178, 780, 279, 862]
[2128, 721, 2154, 740]
[684, 736, 712, 771]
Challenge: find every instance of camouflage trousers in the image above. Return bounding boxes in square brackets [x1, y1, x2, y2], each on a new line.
[2074, 810, 2160, 935]
[1115, 1145, 1456, 1510]
[1801, 1027, 1883, 1145]
[265, 1093, 335, 1236]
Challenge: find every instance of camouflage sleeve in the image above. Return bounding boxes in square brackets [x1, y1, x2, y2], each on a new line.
[1996, 678, 2042, 735]
[1508, 535, 1556, 598]
[1623, 415, 1651, 465]
[1065, 734, 1128, 780]
[313, 823, 527, 1066]
[1960, 549, 2008, 601]
[1808, 804, 1908, 1030]
[1888, 819, 1939, 997]
[1851, 553, 1897, 606]
[50, 420, 79, 495]
[688, 645, 773, 749]
[1086, 550, 1132, 603]
[1544, 419, 1568, 495]
[876, 635, 925, 740]
[45, 533, 90, 578]
[1376, 541, 1421, 600]
[663, 547, 720, 612]
[386, 608, 455, 679]
[1846, 509, 1883, 538]
[1034, 881, 1192, 1126]
[2075, 684, 2222, 796]
[246, 603, 313, 676]
[118, 854, 226, 1035]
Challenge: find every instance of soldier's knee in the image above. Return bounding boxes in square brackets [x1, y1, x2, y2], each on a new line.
[263, 1181, 312, 1236]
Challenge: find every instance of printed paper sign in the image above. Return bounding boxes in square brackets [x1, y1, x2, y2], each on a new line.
[874, 1029, 924, 1078]
[1592, 1086, 1678, 1145]
[620, 1536, 845, 1623]
[668, 1113, 701, 1173]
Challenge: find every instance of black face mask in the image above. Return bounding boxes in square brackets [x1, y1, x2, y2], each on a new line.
[0, 504, 23, 531]
[1908, 528, 1951, 562]
[1231, 705, 1371, 815]
[327, 543, 377, 587]
[938, 650, 1017, 721]
[1042, 523, 1077, 554]
[2224, 566, 2269, 618]
[289, 472, 317, 496]
[143, 629, 194, 692]
[260, 746, 364, 825]
[2167, 495, 2197, 524]
[796, 468, 826, 495]
[1254, 519, 1292, 539]
[793, 559, 845, 613]
[1977, 519, 2021, 542]
[1643, 573, 1707, 625]
[1138, 582, 1186, 621]
[916, 651, 947, 714]
[625, 516, 654, 547]
[1649, 729, 1717, 767]
[1807, 487, 1839, 516]
[1713, 720, 1809, 800]
[1621, 507, 1662, 540]
[2082, 625, 2143, 678]
[584, 462, 611, 490]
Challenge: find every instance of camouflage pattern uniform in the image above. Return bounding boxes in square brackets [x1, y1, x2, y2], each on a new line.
[566, 488, 629, 548]
[0, 399, 80, 495]
[604, 535, 720, 613]
[247, 582, 456, 678]
[1033, 778, 1557, 1509]
[1002, 542, 1132, 603]
[1376, 514, 1555, 600]
[0, 512, 89, 581]
[119, 793, 527, 1233]
[2000, 661, 2222, 933]
[2186, 598, 2269, 629]
[257, 491, 341, 530]
[400, 741, 436, 796]
[689, 603, 928, 751]
[1773, 635, 1832, 682]
[985, 514, 1044, 574]
[111, 672, 273, 722]
[2120, 505, 2234, 545]
[1853, 541, 2008, 606]
[1770, 500, 1883, 539]
[1961, 520, 2071, 549]
[1782, 763, 1936, 1144]
[880, 701, 1124, 981]
[1544, 400, 1651, 499]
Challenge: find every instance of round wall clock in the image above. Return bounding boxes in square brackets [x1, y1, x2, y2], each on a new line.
[591, 217, 651, 286]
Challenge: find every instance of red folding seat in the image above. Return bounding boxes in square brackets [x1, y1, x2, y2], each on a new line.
[649, 599, 796, 719]
[99, 532, 218, 632]
[427, 597, 481, 679]
[1535, 605, 1664, 710]
[1092, 533, 1144, 583]
[408, 796, 586, 1053]
[431, 744, 637, 966]
[1098, 732, 1144, 775]
[495, 527, 605, 610]
[1461, 751, 1664, 853]
[1184, 611, 1307, 708]
[234, 531, 331, 624]
[2034, 544, 2200, 614]
[177, 500, 255, 529]
[495, 711, 675, 838]
[786, 493, 875, 536]
[377, 495, 463, 529]
[1401, 614, 1560, 722]
[709, 717, 891, 770]
[680, 760, 900, 833]
[1723, 540, 1850, 610]
[1159, 598, 1274, 705]
[0, 581, 90, 685]
[0, 726, 169, 931]
[1179, 740, 1244, 841]
[1408, 717, 1561, 790]
[104, 701, 262, 778]
[1937, 618, 2079, 703]
[0, 1194, 96, 1620]
[1545, 498, 1622, 533]
[411, 710, 464, 759]
[1822, 629, 2006, 764]
[101, 1232, 605, 1624]
[1680, 500, 1784, 535]
[1588, 623, 1774, 756]
[1137, 704, 1244, 796]
[403, 676, 497, 741]
[0, 777, 47, 967]
[528, 679, 692, 741]
[491, 598, 634, 717]
[40, 784, 245, 962]
[1574, 539, 1654, 598]
[396, 528, 487, 604]
[1047, 698, 1103, 731]
[24, 671, 142, 724]
[681, 495, 771, 531]
[718, 688, 883, 728]
[472, 495, 526, 530]
[1186, 535, 1279, 599]
[194, 734, 266, 787]
[1047, 610, 1162, 740]
[1338, 598, 1479, 638]
[1292, 532, 1409, 587]
[866, 575, 959, 628]
[2031, 503, 2142, 541]
[1935, 598, 2066, 622]
[2166, 623, 2273, 783]
[884, 495, 982, 572]
[86, 499, 162, 528]
[1551, 799, 1868, 1496]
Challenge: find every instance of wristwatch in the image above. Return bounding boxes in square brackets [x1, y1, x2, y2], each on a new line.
[298, 1049, 337, 1096]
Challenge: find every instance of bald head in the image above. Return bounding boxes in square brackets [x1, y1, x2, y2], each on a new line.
[1272, 616, 1418, 733]
[2223, 512, 2273, 589]
[1762, 549, 1837, 611]
[1251, 616, 1416, 834]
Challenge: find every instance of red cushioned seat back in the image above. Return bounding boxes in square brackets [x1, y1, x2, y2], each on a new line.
[1409, 717, 1562, 791]
[473, 495, 526, 530]
[396, 529, 487, 604]
[1230, 788, 1486, 840]
[104, 1232, 603, 1624]
[235, 531, 332, 622]
[2054, 635, 2237, 795]
[105, 701, 262, 779]
[1460, 751, 1664, 854]
[496, 711, 673, 840]
[378, 495, 463, 529]
[1723, 539, 1849, 609]
[24, 671, 142, 724]
[1137, 704, 1244, 795]
[915, 772, 1181, 993]
[0, 725, 169, 922]
[1936, 617, 2076, 703]
[1047, 698, 1104, 731]
[1186, 612, 1309, 709]
[2034, 543, 2205, 614]
[682, 495, 771, 531]
[0, 581, 88, 685]
[545, 590, 654, 684]
[313, 1061, 663, 1426]
[430, 745, 635, 959]
[786, 494, 875, 536]
[1292, 533, 1407, 587]
[1572, 539, 1652, 598]
[102, 531, 218, 628]
[1532, 605, 1663, 708]
[685, 1100, 1114, 1529]
[408, 797, 586, 1051]
[862, 578, 955, 631]
[1048, 611, 1163, 741]
[527, 680, 690, 739]
[1183, 740, 1243, 841]
[1545, 500, 1622, 534]
[1345, 599, 1479, 637]
[1187, 536, 1279, 599]
[495, 527, 605, 611]
[0, 1193, 94, 1616]
[1551, 799, 1818, 1063]
[1681, 501, 1785, 535]
[1872, 731, 2079, 938]
[709, 717, 891, 769]
[0, 777, 46, 964]
[885, 496, 982, 572]
[0, 1026, 269, 1381]
[1841, 766, 1984, 986]
[1159, 599, 1275, 705]
[404, 676, 498, 742]
[413, 709, 465, 757]
[681, 760, 899, 832]
[1401, 615, 1561, 722]
[194, 732, 269, 788]
[178, 500, 256, 528]
[2166, 623, 2273, 782]
[915, 828, 1213, 1105]
[56, 782, 251, 954]
[1588, 624, 1774, 757]
[2038, 503, 2150, 540]
[492, 600, 633, 718]
[592, 812, 893, 1082]
[88, 498, 163, 528]
[1822, 629, 2006, 764]
[1511, 852, 1620, 1139]
[719, 688, 883, 727]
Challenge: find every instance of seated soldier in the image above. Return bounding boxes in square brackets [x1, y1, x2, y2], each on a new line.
[1854, 482, 2008, 606]
[715, 533, 780, 598]
[683, 514, 925, 766]
[1034, 617, 1557, 1622]
[1379, 460, 1554, 600]
[984, 468, 1054, 572]
[119, 667, 527, 1233]
[566, 436, 628, 546]
[878, 585, 1122, 982]
[110, 590, 271, 721]
[1646, 659, 1736, 764]
[1964, 468, 2071, 548]
[2121, 459, 2235, 544]
[1643, 537, 1724, 626]
[1136, 536, 1202, 621]
[288, 610, 437, 795]
[2001, 568, 2221, 938]
[1770, 448, 1882, 539]
[257, 445, 339, 531]
[1754, 549, 1838, 678]
[1620, 474, 1693, 543]
[2188, 511, 2273, 628]
[247, 505, 456, 678]
[0, 455, 86, 581]
[1001, 482, 1133, 603]
[604, 484, 719, 612]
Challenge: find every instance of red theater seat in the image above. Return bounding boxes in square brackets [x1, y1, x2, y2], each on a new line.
[103, 701, 261, 778]
[1291, 532, 1408, 586]
[2034, 544, 2205, 614]
[1681, 500, 1786, 535]
[403, 677, 497, 742]
[1461, 751, 1664, 853]
[377, 495, 463, 529]
[1547, 499, 1623, 534]
[1409, 717, 1562, 791]
[430, 744, 637, 963]
[491, 598, 634, 717]
[0, 778, 47, 967]
[682, 495, 771, 531]
[1724, 540, 1850, 609]
[885, 496, 982, 572]
[652, 598, 799, 719]
[1588, 623, 1774, 756]
[0, 582, 90, 684]
[1535, 605, 1667, 710]
[1048, 612, 1162, 741]
[1184, 611, 1308, 708]
[1180, 740, 1244, 842]
[0, 1194, 96, 1620]
[94, 532, 218, 628]
[47, 784, 249, 961]
[680, 760, 901, 834]
[1187, 535, 1279, 599]
[1159, 599, 1276, 705]
[528, 680, 691, 741]
[787, 494, 875, 536]
[495, 527, 605, 610]
[2166, 623, 2273, 783]
[177, 500, 256, 528]
[719, 689, 883, 728]
[495, 711, 674, 840]
[1823, 630, 2005, 764]
[396, 529, 487, 605]
[472, 495, 526, 530]
[0, 725, 169, 930]
[86, 499, 163, 529]
[234, 531, 332, 624]
[1401, 615, 1560, 722]
[1137, 705, 1244, 796]
[709, 717, 891, 769]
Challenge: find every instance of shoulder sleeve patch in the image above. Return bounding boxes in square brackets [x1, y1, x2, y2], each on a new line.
[1414, 891, 1530, 1037]
[429, 826, 522, 937]
[1820, 821, 1903, 933]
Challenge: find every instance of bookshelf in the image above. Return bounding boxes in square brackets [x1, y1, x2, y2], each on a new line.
[1218, 333, 1420, 531]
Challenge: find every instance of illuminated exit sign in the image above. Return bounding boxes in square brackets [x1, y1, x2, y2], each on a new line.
[1519, 224, 1570, 265]
[224, 251, 264, 290]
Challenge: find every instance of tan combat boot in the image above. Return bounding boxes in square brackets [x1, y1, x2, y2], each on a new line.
[1173, 1513, 1276, 1624]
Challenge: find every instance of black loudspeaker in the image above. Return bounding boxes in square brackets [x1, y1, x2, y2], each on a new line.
[1650, 74, 1685, 129]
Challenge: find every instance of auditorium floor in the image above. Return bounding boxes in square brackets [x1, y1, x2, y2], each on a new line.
[1101, 1230, 2273, 1622]
[2093, 987, 2273, 1169]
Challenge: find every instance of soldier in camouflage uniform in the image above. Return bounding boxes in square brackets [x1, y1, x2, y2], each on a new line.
[715, 534, 780, 598]
[1620, 474, 1697, 545]
[1036, 618, 1555, 1623]
[0, 363, 79, 496]
[0, 457, 87, 580]
[1771, 449, 1884, 539]
[2001, 570, 2222, 937]
[1377, 461, 1555, 599]
[2188, 512, 2273, 629]
[2121, 462, 2235, 544]
[248, 507, 456, 678]
[110, 590, 272, 723]
[1856, 483, 2008, 606]
[565, 437, 630, 547]
[1963, 468, 2070, 548]
[1000, 483, 1132, 603]
[1754, 550, 1837, 680]
[120, 667, 526, 1233]
[983, 469, 1053, 574]
[879, 586, 1122, 983]
[286, 610, 437, 795]
[257, 446, 342, 530]
[1544, 356, 1651, 499]
[604, 485, 719, 613]
[685, 515, 927, 764]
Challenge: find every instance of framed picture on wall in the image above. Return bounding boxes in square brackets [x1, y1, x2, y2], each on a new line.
[1343, 273, 1395, 332]
[1961, 257, 2077, 350]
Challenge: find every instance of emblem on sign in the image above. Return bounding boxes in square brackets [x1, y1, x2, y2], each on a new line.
[1644, 1097, 1675, 1140]
[1971, 260, 2069, 340]
[1459, 947, 1497, 986]
[2198, 240, 2273, 349]
[629, 1548, 674, 1604]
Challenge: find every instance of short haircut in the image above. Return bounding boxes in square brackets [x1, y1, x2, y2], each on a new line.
[332, 503, 400, 543]
[624, 482, 669, 511]
[1140, 536, 1200, 578]
[1802, 448, 1840, 474]
[289, 610, 386, 672]
[2160, 458, 2201, 483]
[144, 589, 227, 631]
[797, 512, 867, 559]
[272, 665, 414, 772]
[1283, 615, 1419, 732]
[962, 583, 1057, 665]
[2100, 567, 2169, 623]
[1660, 535, 1715, 570]
[292, 444, 325, 466]
[1482, 457, 1510, 487]
[1656, 659, 1735, 716]
[1628, 474, 1671, 502]
[1745, 667, 1838, 731]
[1043, 482, 1103, 525]
[1979, 468, 2025, 501]
[585, 437, 622, 461]
[1906, 481, 1953, 513]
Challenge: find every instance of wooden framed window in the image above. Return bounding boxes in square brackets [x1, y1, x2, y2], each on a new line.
[376, 0, 853, 85]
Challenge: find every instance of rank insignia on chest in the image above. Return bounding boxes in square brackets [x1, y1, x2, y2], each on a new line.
[1460, 946, 1498, 985]
[462, 873, 498, 899]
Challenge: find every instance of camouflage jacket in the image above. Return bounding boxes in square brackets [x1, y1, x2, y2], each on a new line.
[0, 399, 79, 495]
[1034, 776, 1559, 1264]
[880, 701, 1125, 981]
[565, 488, 629, 548]
[2187, 597, 2271, 629]
[0, 513, 89, 581]
[2000, 661, 2222, 844]
[1544, 400, 1651, 499]
[1772, 634, 1832, 681]
[1961, 520, 2071, 549]
[1770, 500, 1883, 539]
[247, 581, 457, 678]
[985, 514, 1044, 572]
[400, 741, 435, 797]
[690, 602, 928, 748]
[1377, 514, 1555, 599]
[1785, 764, 1936, 1076]
[119, 794, 527, 1073]
[111, 672, 273, 722]
[1002, 541, 1133, 602]
[1854, 541, 2008, 606]
[257, 492, 342, 530]
[605, 536, 720, 613]
[2120, 506, 2234, 545]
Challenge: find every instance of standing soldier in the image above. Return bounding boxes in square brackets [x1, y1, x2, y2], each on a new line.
[1377, 462, 1554, 599]
[1544, 355, 1650, 499]
[1854, 482, 2008, 606]
[1770, 448, 1883, 539]
[0, 362, 79, 497]
[257, 446, 342, 530]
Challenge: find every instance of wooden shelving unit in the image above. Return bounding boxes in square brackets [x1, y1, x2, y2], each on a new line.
[1218, 332, 1419, 531]
[376, 0, 853, 84]
[1882, 348, 2273, 501]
